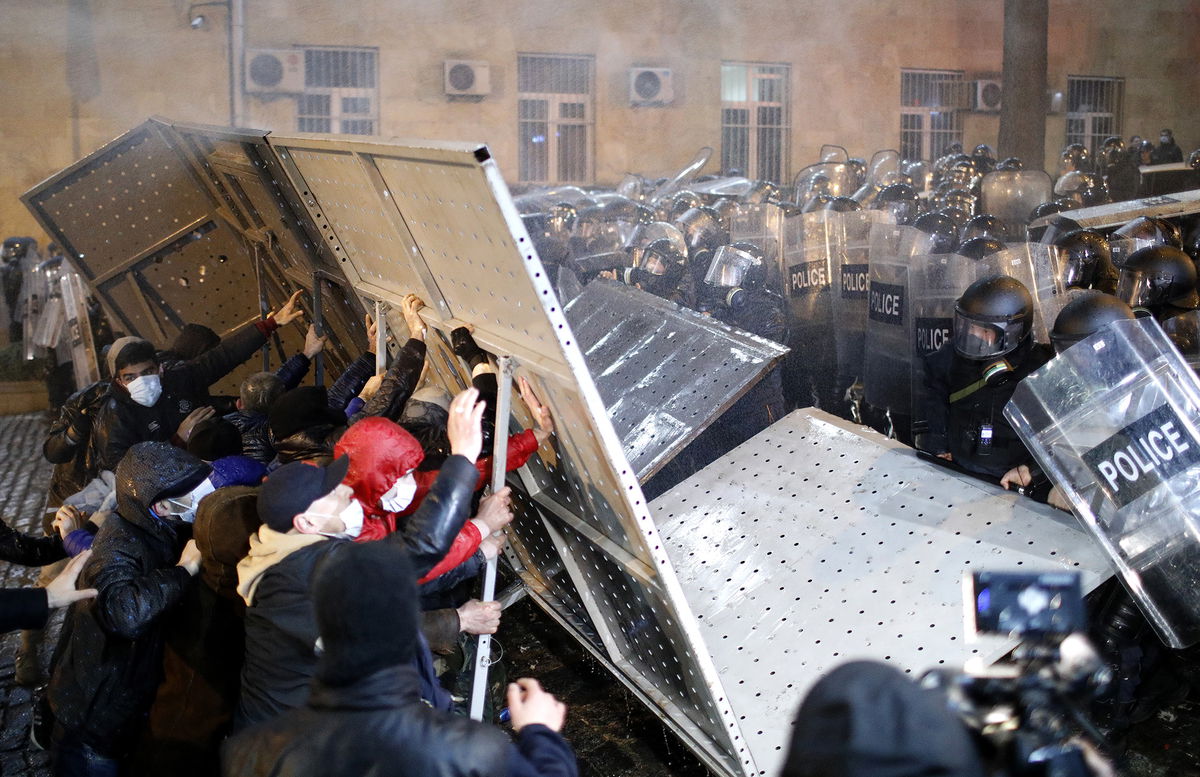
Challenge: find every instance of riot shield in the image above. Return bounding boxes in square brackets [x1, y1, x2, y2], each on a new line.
[60, 271, 101, 389]
[830, 211, 874, 401]
[729, 203, 784, 275]
[21, 253, 47, 360]
[1005, 318, 1200, 648]
[792, 163, 854, 205]
[1162, 312, 1200, 371]
[980, 170, 1054, 238]
[32, 259, 67, 350]
[850, 150, 902, 207]
[863, 224, 933, 422]
[908, 251, 977, 449]
[646, 147, 714, 206]
[779, 210, 838, 409]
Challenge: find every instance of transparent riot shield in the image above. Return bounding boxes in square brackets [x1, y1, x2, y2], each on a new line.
[863, 224, 932, 422]
[1005, 318, 1200, 648]
[850, 149, 903, 206]
[980, 170, 1054, 239]
[792, 163, 854, 205]
[908, 251, 977, 450]
[60, 272, 101, 389]
[729, 203, 784, 267]
[646, 147, 713, 206]
[830, 211, 874, 401]
[32, 259, 67, 350]
[1162, 312, 1200, 372]
[779, 210, 838, 409]
[21, 254, 47, 360]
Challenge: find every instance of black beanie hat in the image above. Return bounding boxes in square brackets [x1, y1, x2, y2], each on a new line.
[170, 323, 221, 361]
[312, 541, 419, 686]
[187, 417, 244, 461]
[268, 386, 346, 441]
[782, 660, 986, 777]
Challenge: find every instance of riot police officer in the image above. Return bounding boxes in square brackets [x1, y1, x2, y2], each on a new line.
[919, 276, 1051, 480]
[1052, 230, 1118, 293]
[1115, 245, 1199, 322]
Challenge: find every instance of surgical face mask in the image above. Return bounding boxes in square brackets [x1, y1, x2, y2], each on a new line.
[126, 373, 162, 407]
[379, 472, 418, 513]
[157, 478, 216, 524]
[314, 499, 365, 540]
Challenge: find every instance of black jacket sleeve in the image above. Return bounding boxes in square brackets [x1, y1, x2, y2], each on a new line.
[389, 454, 476, 579]
[91, 534, 194, 641]
[93, 401, 145, 474]
[177, 320, 272, 390]
[327, 353, 377, 413]
[349, 338, 426, 424]
[274, 353, 312, 391]
[0, 518, 67, 567]
[43, 381, 107, 464]
[506, 725, 579, 777]
[0, 588, 49, 634]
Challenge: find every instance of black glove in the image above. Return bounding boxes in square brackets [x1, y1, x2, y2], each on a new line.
[450, 327, 490, 371]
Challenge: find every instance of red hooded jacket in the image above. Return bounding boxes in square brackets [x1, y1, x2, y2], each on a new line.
[334, 417, 481, 583]
[399, 429, 540, 518]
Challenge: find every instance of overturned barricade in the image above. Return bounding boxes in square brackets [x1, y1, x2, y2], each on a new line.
[25, 119, 1112, 777]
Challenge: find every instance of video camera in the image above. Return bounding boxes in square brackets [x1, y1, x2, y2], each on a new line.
[920, 571, 1113, 777]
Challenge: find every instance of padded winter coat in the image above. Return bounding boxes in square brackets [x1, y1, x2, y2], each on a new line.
[48, 442, 210, 755]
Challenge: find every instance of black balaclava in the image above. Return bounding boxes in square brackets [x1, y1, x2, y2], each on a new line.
[312, 540, 419, 686]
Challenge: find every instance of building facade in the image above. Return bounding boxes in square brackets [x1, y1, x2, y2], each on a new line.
[2, 0, 1198, 238]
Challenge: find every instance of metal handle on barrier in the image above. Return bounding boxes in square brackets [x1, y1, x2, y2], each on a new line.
[374, 299, 387, 374]
[312, 277, 324, 387]
[469, 354, 514, 721]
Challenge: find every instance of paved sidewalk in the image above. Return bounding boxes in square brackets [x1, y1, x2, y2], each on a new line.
[0, 413, 55, 777]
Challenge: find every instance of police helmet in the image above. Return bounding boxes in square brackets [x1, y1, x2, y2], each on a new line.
[957, 236, 1005, 260]
[1049, 291, 1136, 353]
[1189, 149, 1200, 171]
[913, 211, 959, 254]
[825, 196, 862, 213]
[1059, 143, 1092, 174]
[873, 183, 919, 225]
[953, 276, 1034, 360]
[995, 157, 1024, 172]
[961, 214, 1006, 244]
[1053, 230, 1112, 289]
[1116, 245, 1199, 311]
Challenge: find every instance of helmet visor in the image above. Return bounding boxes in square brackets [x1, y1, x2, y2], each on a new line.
[952, 310, 1028, 360]
[704, 245, 758, 288]
[1115, 267, 1169, 308]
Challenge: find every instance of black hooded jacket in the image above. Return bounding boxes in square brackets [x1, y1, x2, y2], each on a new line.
[89, 321, 275, 473]
[235, 455, 481, 729]
[48, 442, 210, 755]
[44, 380, 112, 506]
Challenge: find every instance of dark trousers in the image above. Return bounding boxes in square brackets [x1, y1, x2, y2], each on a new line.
[52, 727, 121, 777]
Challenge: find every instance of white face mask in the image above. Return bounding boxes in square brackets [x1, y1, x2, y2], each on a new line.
[379, 472, 418, 513]
[315, 499, 365, 540]
[127, 373, 162, 407]
[156, 477, 216, 524]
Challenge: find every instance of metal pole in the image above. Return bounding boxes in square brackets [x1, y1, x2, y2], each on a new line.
[312, 276, 324, 387]
[374, 299, 386, 374]
[252, 245, 269, 371]
[469, 355, 513, 721]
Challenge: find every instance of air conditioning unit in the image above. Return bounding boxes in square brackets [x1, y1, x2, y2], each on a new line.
[444, 60, 491, 96]
[244, 49, 305, 94]
[629, 67, 673, 107]
[971, 79, 1002, 112]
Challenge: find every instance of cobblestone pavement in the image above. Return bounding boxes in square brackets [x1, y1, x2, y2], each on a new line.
[0, 410, 1197, 777]
[0, 413, 55, 777]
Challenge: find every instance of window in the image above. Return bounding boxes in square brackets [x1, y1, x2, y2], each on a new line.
[1066, 76, 1123, 156]
[517, 54, 594, 184]
[297, 47, 379, 135]
[721, 62, 790, 183]
[899, 69, 965, 162]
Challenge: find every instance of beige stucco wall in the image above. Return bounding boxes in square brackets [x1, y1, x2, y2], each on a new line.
[2, 0, 1197, 243]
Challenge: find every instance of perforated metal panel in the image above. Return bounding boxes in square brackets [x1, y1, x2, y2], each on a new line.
[651, 409, 1113, 777]
[564, 280, 788, 481]
[268, 134, 753, 776]
[22, 119, 368, 395]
